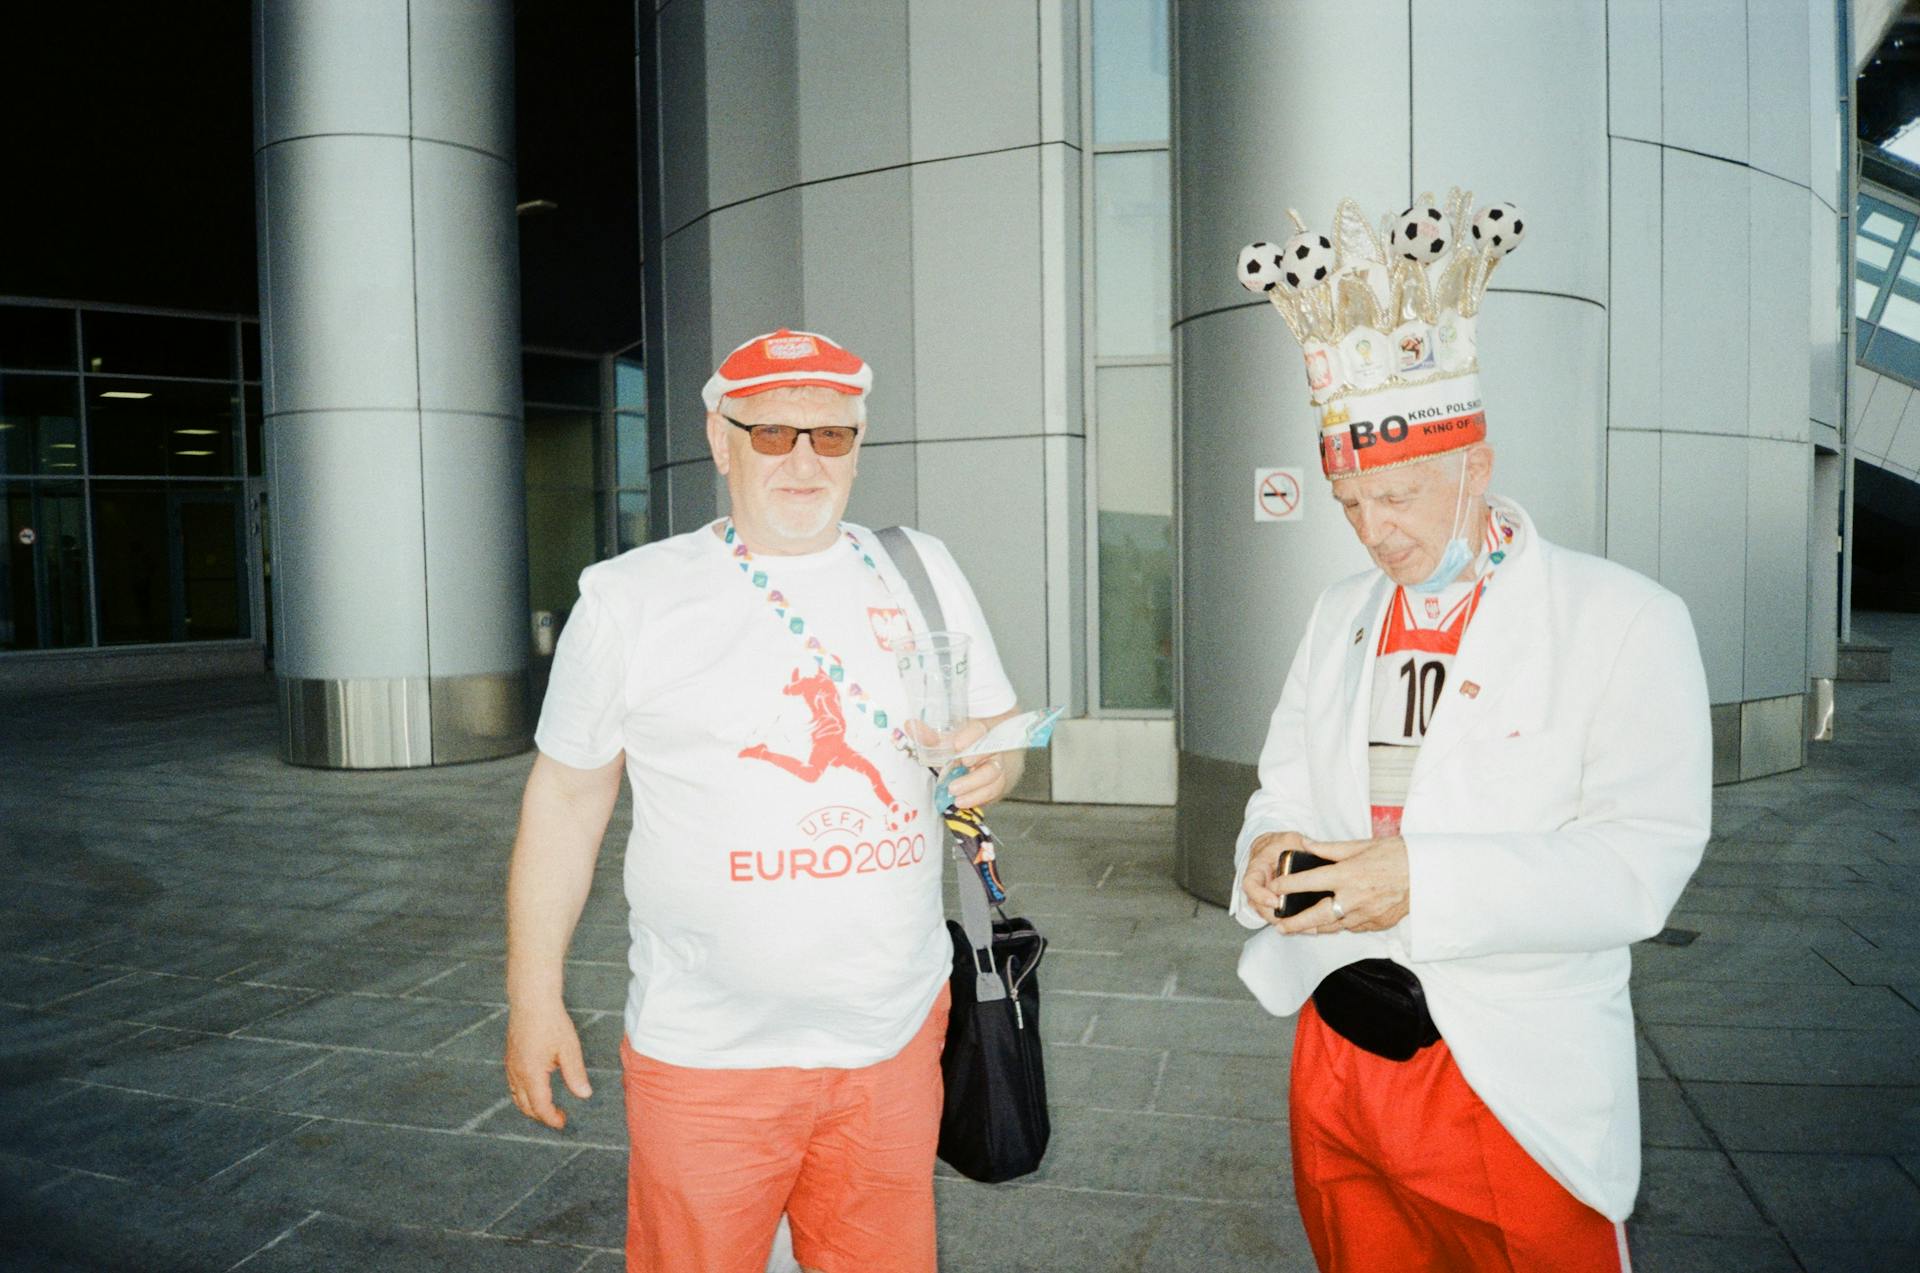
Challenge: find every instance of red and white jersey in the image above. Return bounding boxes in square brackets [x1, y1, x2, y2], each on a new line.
[1367, 509, 1518, 835]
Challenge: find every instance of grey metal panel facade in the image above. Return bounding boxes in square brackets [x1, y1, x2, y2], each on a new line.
[259, 137, 420, 414]
[269, 409, 431, 680]
[642, 0, 1085, 716]
[411, 144, 522, 418]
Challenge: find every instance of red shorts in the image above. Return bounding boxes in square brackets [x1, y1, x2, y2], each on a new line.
[1290, 999, 1630, 1272]
[619, 985, 949, 1273]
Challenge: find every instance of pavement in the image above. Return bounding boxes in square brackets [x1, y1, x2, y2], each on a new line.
[1, 613, 1916, 1272]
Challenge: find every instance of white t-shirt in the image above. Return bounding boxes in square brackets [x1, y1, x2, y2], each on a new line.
[534, 520, 1017, 1069]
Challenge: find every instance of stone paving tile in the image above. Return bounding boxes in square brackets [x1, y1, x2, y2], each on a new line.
[1798, 1241, 1920, 1273]
[242, 991, 500, 1053]
[0, 1171, 310, 1273]
[1684, 1082, 1920, 1155]
[245, 1049, 511, 1130]
[1810, 943, 1920, 987]
[1623, 1229, 1801, 1273]
[236, 946, 469, 997]
[424, 957, 630, 1014]
[62, 1024, 329, 1102]
[0, 1082, 308, 1185]
[1666, 883, 1911, 917]
[1640, 1079, 1711, 1149]
[1043, 1043, 1163, 1112]
[1642, 1024, 1920, 1085]
[934, 1183, 1320, 1272]
[1732, 1151, 1920, 1250]
[1027, 1106, 1289, 1201]
[1153, 1050, 1292, 1120]
[61, 933, 271, 980]
[1654, 912, 1875, 949]
[1073, 995, 1297, 1058]
[49, 971, 317, 1034]
[0, 956, 135, 1010]
[1631, 1147, 1772, 1235]
[486, 1145, 627, 1249]
[1629, 941, 1855, 986]
[203, 1119, 577, 1230]
[435, 1006, 625, 1074]
[471, 1082, 629, 1150]
[238, 1213, 595, 1273]
[1631, 978, 1916, 1029]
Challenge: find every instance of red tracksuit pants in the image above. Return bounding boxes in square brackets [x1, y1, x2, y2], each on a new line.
[1289, 1000, 1630, 1272]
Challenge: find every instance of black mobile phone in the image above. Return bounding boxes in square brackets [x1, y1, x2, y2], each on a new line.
[1275, 848, 1335, 919]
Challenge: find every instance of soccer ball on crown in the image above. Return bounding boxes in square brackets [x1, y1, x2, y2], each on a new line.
[1236, 242, 1287, 293]
[1278, 231, 1336, 290]
[1389, 204, 1449, 262]
[1470, 203, 1526, 256]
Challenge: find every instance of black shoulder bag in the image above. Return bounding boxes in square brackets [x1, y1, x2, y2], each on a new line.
[875, 526, 1051, 1183]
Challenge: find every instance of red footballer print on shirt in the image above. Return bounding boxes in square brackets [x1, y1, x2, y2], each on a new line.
[738, 666, 912, 828]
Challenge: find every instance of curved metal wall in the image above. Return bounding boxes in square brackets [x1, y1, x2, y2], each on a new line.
[253, 0, 529, 767]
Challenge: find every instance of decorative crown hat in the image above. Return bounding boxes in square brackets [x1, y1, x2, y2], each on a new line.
[1237, 188, 1525, 479]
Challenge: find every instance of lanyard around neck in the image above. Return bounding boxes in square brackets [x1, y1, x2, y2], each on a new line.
[721, 519, 915, 758]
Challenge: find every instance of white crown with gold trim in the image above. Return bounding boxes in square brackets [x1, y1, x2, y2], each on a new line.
[1237, 188, 1526, 479]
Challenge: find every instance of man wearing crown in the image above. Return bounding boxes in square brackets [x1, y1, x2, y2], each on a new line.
[1230, 193, 1712, 1270]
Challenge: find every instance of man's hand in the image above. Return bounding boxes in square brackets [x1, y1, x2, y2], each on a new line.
[504, 998, 593, 1130]
[1269, 835, 1411, 935]
[940, 713, 1023, 808]
[1240, 830, 1307, 920]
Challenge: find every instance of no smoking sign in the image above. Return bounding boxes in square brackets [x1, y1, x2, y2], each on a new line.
[1254, 467, 1303, 523]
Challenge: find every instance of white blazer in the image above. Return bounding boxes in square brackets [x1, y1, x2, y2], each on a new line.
[1229, 497, 1712, 1220]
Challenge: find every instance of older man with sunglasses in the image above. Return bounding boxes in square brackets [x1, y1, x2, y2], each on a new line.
[503, 329, 1023, 1273]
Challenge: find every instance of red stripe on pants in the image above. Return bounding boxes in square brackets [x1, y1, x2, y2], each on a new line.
[1289, 999, 1627, 1273]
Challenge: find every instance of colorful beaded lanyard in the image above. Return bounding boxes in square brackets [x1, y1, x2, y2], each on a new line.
[721, 518, 1011, 903]
[721, 519, 916, 759]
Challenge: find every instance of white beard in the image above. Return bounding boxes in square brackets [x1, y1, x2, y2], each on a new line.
[763, 495, 839, 544]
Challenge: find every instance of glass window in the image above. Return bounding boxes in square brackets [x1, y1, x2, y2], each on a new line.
[616, 490, 649, 554]
[1095, 365, 1173, 709]
[525, 407, 598, 618]
[1092, 0, 1170, 145]
[523, 352, 600, 407]
[2, 480, 90, 650]
[615, 356, 646, 411]
[87, 378, 239, 477]
[0, 305, 78, 371]
[1, 375, 84, 476]
[616, 413, 647, 488]
[244, 384, 264, 477]
[1858, 193, 1920, 384]
[91, 482, 246, 644]
[241, 322, 262, 381]
[1094, 150, 1172, 358]
[82, 311, 234, 379]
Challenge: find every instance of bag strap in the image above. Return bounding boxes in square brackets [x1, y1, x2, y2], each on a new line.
[873, 525, 948, 633]
[875, 526, 1005, 1005]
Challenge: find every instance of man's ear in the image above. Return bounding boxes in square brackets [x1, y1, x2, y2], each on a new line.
[1466, 443, 1495, 496]
[705, 410, 731, 475]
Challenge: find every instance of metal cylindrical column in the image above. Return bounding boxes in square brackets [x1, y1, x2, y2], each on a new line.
[253, 0, 529, 767]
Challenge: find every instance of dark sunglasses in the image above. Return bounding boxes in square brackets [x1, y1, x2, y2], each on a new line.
[724, 415, 860, 458]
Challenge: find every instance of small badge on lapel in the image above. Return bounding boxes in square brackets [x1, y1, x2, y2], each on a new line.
[1459, 680, 1480, 698]
[1353, 628, 1366, 645]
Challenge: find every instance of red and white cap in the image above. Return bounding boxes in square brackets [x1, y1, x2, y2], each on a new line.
[701, 328, 872, 411]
